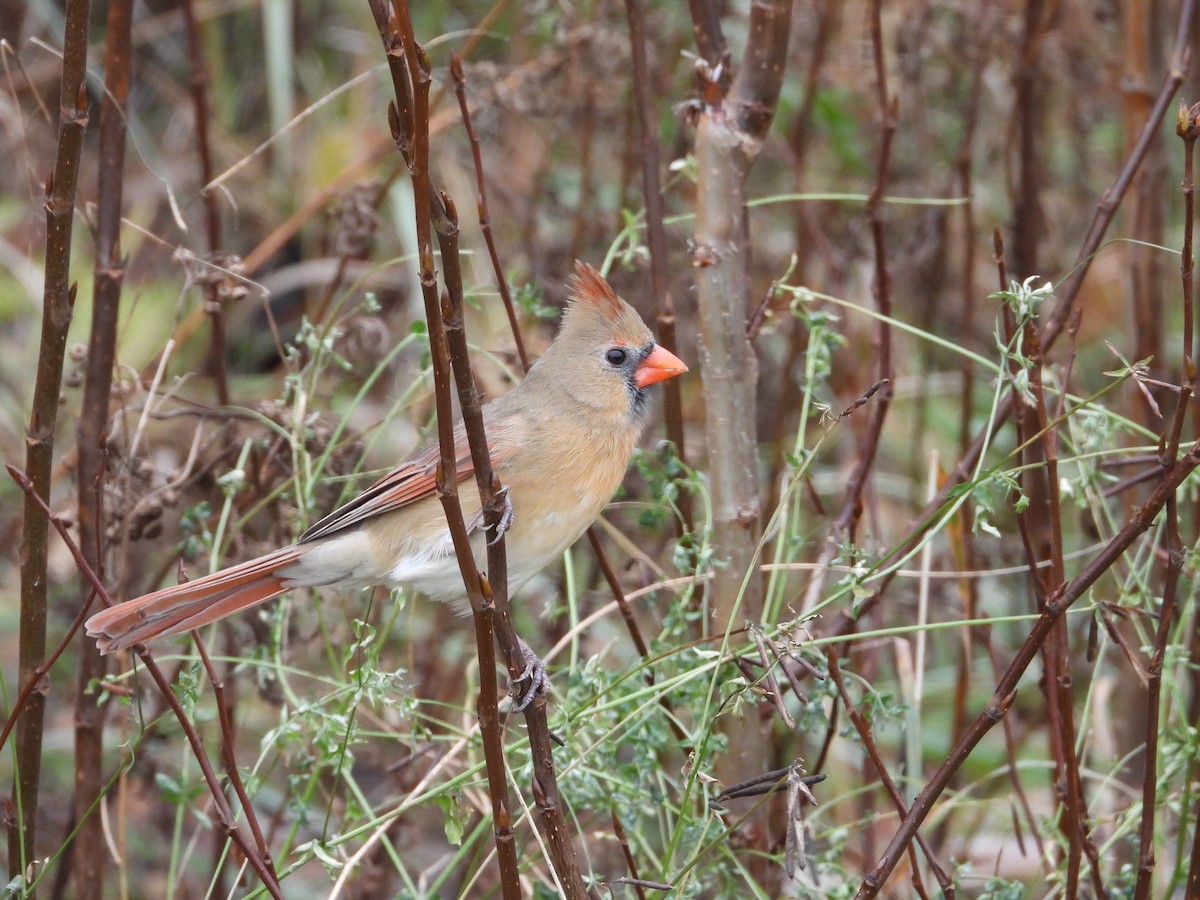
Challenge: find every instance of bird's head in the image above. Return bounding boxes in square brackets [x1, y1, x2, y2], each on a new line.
[538, 261, 687, 421]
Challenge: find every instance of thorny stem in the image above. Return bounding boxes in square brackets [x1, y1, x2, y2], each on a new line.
[72, 0, 132, 893]
[365, 3, 522, 896]
[13, 0, 90, 877]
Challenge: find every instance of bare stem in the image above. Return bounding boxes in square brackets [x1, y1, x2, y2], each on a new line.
[12, 0, 91, 876]
[71, 0, 133, 893]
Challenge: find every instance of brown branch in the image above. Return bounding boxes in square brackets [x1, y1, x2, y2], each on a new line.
[856, 444, 1200, 896]
[12, 0, 91, 876]
[179, 0, 229, 405]
[449, 56, 529, 372]
[826, 652, 950, 898]
[686, 0, 726, 68]
[1134, 100, 1200, 900]
[586, 527, 689, 745]
[435, 141, 588, 900]
[622, 0, 692, 534]
[430, 193, 530, 898]
[980, 623, 1048, 868]
[611, 810, 647, 900]
[364, 3, 524, 896]
[71, 0, 132, 893]
[191, 633, 278, 885]
[370, 4, 596, 896]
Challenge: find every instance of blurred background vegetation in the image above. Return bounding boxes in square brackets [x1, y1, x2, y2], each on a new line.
[4, 0, 1200, 896]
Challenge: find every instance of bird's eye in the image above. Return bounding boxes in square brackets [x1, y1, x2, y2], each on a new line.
[605, 347, 628, 366]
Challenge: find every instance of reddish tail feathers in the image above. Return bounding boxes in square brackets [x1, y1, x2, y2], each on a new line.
[85, 548, 303, 654]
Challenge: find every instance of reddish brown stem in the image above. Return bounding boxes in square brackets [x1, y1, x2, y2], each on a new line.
[364, 4, 523, 895]
[179, 0, 229, 405]
[71, 0, 133, 893]
[622, 0, 692, 534]
[1135, 102, 1200, 900]
[12, 0, 91, 874]
[826, 652, 951, 898]
[449, 56, 529, 372]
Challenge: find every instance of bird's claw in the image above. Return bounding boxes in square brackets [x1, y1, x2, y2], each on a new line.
[509, 637, 549, 712]
[487, 487, 514, 547]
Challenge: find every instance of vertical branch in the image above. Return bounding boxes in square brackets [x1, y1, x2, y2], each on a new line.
[688, 0, 791, 886]
[179, 0, 230, 405]
[685, 0, 726, 71]
[623, 0, 692, 533]
[366, 4, 520, 894]
[801, 0, 896, 614]
[71, 0, 132, 894]
[368, 4, 586, 895]
[768, 0, 838, 510]
[1002, 11, 1093, 877]
[1011, 0, 1047, 279]
[449, 57, 529, 371]
[1137, 101, 1200, 900]
[949, 0, 988, 780]
[11, 0, 90, 876]
[689, 0, 792, 628]
[1124, 0, 1167, 415]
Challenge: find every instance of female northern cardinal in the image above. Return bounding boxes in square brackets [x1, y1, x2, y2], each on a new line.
[85, 262, 687, 665]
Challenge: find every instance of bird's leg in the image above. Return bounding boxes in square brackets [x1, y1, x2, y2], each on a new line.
[508, 635, 549, 711]
[486, 486, 514, 546]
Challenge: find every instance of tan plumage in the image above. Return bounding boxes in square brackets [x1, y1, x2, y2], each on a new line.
[85, 262, 687, 655]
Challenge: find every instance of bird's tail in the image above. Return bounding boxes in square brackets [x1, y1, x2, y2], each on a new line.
[85, 547, 306, 655]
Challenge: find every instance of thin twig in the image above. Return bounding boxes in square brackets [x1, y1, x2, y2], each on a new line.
[449, 56, 529, 372]
[857, 443, 1200, 896]
[6, 464, 284, 899]
[827, 651, 950, 898]
[622, 0, 692, 533]
[1135, 100, 1200, 900]
[179, 0, 230, 405]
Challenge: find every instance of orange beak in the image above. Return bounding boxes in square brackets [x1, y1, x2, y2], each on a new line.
[635, 344, 688, 388]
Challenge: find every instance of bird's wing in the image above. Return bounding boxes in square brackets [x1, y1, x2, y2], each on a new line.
[298, 427, 509, 544]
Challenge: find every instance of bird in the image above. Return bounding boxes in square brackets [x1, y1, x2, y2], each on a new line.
[85, 261, 687, 699]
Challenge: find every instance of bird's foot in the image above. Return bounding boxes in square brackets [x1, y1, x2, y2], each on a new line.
[509, 636, 549, 712]
[486, 487, 514, 547]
